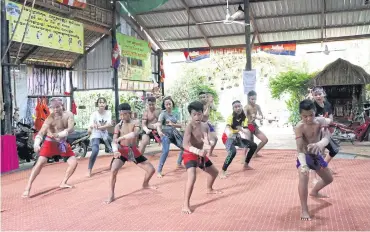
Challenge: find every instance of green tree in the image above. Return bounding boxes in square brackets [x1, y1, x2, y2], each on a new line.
[269, 70, 314, 125]
[166, 69, 223, 123]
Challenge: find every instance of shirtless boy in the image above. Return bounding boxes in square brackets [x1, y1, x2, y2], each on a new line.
[182, 101, 222, 214]
[105, 103, 157, 204]
[139, 97, 161, 155]
[295, 99, 334, 221]
[244, 91, 268, 158]
[199, 92, 218, 157]
[22, 98, 78, 198]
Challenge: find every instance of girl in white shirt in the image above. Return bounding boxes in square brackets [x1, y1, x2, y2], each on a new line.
[87, 97, 112, 177]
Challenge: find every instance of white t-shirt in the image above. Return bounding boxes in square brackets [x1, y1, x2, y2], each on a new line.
[90, 110, 112, 139]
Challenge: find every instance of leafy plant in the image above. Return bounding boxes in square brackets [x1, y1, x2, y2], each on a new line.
[269, 70, 314, 125]
[166, 72, 223, 124]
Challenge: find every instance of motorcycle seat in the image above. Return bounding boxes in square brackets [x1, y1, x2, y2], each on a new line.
[67, 130, 88, 141]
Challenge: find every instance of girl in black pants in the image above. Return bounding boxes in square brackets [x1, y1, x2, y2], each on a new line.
[219, 100, 257, 179]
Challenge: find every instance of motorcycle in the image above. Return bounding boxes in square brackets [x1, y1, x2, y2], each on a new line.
[14, 122, 37, 163]
[330, 107, 370, 144]
[67, 130, 90, 158]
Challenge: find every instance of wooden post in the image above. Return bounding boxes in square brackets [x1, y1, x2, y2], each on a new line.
[244, 0, 252, 71]
[112, 0, 119, 122]
[1, 0, 13, 135]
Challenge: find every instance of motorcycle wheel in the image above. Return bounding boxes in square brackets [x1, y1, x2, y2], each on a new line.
[74, 142, 87, 158]
[332, 138, 341, 145]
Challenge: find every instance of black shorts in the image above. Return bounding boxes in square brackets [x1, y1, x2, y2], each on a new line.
[326, 142, 339, 157]
[142, 131, 156, 140]
[185, 159, 213, 170]
[111, 155, 147, 165]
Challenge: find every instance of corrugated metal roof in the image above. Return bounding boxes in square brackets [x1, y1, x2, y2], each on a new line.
[160, 39, 209, 50]
[261, 29, 321, 42]
[150, 25, 204, 40]
[252, 0, 321, 17]
[209, 35, 249, 47]
[200, 23, 249, 36]
[256, 14, 321, 32]
[153, 0, 185, 11]
[185, 0, 243, 7]
[73, 36, 113, 89]
[136, 0, 370, 50]
[325, 0, 368, 11]
[138, 10, 195, 28]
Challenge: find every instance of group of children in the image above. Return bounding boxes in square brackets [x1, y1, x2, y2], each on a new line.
[21, 87, 336, 220]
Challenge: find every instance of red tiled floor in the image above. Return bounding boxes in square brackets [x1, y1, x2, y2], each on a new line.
[1, 150, 370, 231]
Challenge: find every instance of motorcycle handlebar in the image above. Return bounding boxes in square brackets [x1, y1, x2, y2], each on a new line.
[17, 122, 38, 133]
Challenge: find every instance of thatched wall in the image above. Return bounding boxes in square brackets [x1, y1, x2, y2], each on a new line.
[311, 58, 370, 86]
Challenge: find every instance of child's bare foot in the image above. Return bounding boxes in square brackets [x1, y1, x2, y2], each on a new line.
[209, 154, 218, 157]
[176, 164, 185, 169]
[157, 172, 163, 178]
[207, 189, 223, 194]
[21, 190, 30, 198]
[142, 184, 158, 189]
[104, 195, 114, 204]
[59, 184, 74, 189]
[86, 171, 91, 178]
[300, 211, 312, 221]
[243, 164, 253, 170]
[219, 171, 228, 179]
[309, 192, 328, 198]
[182, 205, 192, 214]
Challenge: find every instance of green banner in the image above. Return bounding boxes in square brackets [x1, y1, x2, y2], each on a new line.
[117, 33, 150, 60]
[116, 33, 152, 88]
[5, 1, 84, 54]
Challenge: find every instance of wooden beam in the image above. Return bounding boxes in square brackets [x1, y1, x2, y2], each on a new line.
[70, 34, 110, 68]
[249, 8, 262, 44]
[320, 0, 326, 42]
[179, 0, 211, 47]
[19, 45, 39, 63]
[84, 24, 111, 35]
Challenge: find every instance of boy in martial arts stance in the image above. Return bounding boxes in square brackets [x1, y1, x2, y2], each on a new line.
[182, 101, 222, 214]
[295, 99, 334, 221]
[105, 103, 157, 204]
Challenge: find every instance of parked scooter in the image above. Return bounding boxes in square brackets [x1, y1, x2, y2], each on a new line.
[330, 107, 370, 144]
[14, 122, 37, 163]
[67, 130, 90, 158]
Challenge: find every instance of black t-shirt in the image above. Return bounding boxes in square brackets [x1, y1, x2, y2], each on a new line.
[315, 101, 332, 117]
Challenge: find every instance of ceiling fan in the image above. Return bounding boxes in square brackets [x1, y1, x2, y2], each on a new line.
[306, 22, 346, 55]
[306, 44, 346, 55]
[196, 0, 249, 27]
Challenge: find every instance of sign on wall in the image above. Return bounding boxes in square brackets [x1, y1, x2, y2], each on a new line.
[5, 1, 84, 54]
[243, 69, 257, 95]
[116, 33, 151, 60]
[116, 33, 152, 90]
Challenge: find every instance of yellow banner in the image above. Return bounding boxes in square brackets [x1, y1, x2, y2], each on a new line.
[5, 1, 84, 54]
